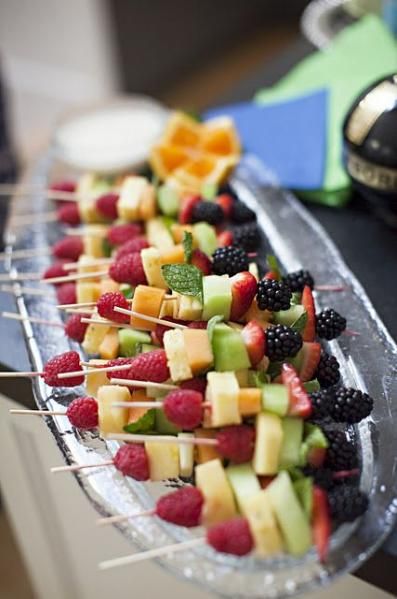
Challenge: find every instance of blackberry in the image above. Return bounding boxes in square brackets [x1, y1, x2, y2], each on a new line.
[257, 279, 292, 312]
[315, 351, 341, 388]
[212, 246, 249, 276]
[303, 466, 334, 490]
[231, 201, 256, 224]
[232, 222, 260, 251]
[309, 390, 331, 421]
[265, 324, 303, 361]
[328, 486, 369, 524]
[324, 429, 358, 471]
[316, 308, 346, 340]
[283, 269, 314, 292]
[191, 201, 224, 226]
[328, 387, 374, 423]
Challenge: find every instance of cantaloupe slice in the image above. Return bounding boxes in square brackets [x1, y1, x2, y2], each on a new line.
[130, 285, 166, 331]
[238, 388, 261, 416]
[160, 244, 185, 265]
[138, 185, 157, 221]
[194, 429, 221, 463]
[99, 328, 119, 360]
[182, 329, 213, 376]
[127, 389, 152, 426]
[170, 224, 196, 245]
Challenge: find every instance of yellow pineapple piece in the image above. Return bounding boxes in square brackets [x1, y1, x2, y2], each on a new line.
[130, 285, 166, 331]
[138, 186, 157, 221]
[76, 281, 101, 304]
[163, 329, 192, 382]
[195, 458, 237, 525]
[170, 223, 196, 245]
[177, 294, 202, 321]
[182, 328, 213, 375]
[252, 413, 283, 475]
[83, 225, 108, 258]
[118, 176, 154, 221]
[206, 371, 241, 427]
[82, 316, 111, 354]
[141, 247, 167, 289]
[99, 329, 119, 360]
[146, 218, 174, 251]
[97, 384, 131, 435]
[100, 279, 119, 295]
[159, 291, 179, 319]
[244, 490, 283, 557]
[145, 441, 179, 481]
[86, 359, 108, 398]
[178, 433, 194, 477]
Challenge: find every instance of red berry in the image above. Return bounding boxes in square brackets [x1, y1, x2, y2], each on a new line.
[107, 223, 142, 247]
[66, 396, 98, 429]
[96, 193, 119, 220]
[50, 180, 76, 193]
[207, 517, 254, 556]
[115, 237, 149, 259]
[264, 270, 279, 281]
[281, 363, 312, 418]
[52, 237, 83, 261]
[217, 230, 234, 247]
[179, 195, 201, 224]
[301, 285, 316, 342]
[187, 321, 207, 330]
[216, 425, 255, 463]
[156, 487, 204, 527]
[97, 291, 130, 323]
[113, 444, 149, 481]
[56, 202, 81, 226]
[216, 194, 234, 219]
[43, 261, 68, 285]
[180, 378, 207, 394]
[106, 349, 169, 382]
[64, 313, 90, 342]
[56, 283, 77, 305]
[109, 253, 147, 286]
[42, 350, 84, 387]
[191, 249, 212, 275]
[241, 320, 266, 366]
[163, 389, 203, 430]
[230, 271, 258, 321]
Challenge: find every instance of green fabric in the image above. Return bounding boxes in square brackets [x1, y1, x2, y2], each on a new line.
[255, 15, 397, 202]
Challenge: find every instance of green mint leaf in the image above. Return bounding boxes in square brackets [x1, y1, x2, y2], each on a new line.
[161, 264, 203, 301]
[303, 379, 320, 393]
[207, 315, 224, 343]
[182, 231, 193, 263]
[266, 254, 281, 279]
[102, 237, 112, 257]
[291, 311, 307, 334]
[120, 284, 135, 299]
[123, 409, 156, 434]
[290, 292, 302, 305]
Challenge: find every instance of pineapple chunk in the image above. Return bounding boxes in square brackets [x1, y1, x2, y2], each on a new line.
[159, 291, 179, 319]
[76, 281, 101, 304]
[118, 176, 153, 221]
[141, 247, 167, 290]
[170, 223, 196, 245]
[195, 459, 237, 525]
[83, 225, 108, 258]
[130, 285, 166, 331]
[97, 385, 131, 435]
[252, 413, 283, 475]
[82, 316, 111, 354]
[146, 217, 174, 250]
[163, 329, 192, 382]
[244, 490, 283, 557]
[86, 359, 108, 397]
[182, 329, 213, 375]
[99, 329, 119, 360]
[145, 441, 179, 481]
[100, 279, 119, 295]
[138, 186, 157, 220]
[177, 294, 203, 321]
[206, 371, 241, 427]
[178, 433, 194, 478]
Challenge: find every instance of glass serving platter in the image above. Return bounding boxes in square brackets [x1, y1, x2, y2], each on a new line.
[3, 149, 397, 598]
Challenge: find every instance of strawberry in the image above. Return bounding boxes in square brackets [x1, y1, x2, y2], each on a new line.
[241, 320, 265, 366]
[217, 230, 233, 247]
[230, 271, 258, 321]
[264, 270, 279, 281]
[312, 486, 331, 562]
[307, 447, 327, 468]
[191, 248, 212, 275]
[299, 342, 321, 382]
[301, 285, 316, 341]
[216, 193, 234, 219]
[52, 237, 83, 261]
[179, 195, 201, 224]
[281, 363, 312, 418]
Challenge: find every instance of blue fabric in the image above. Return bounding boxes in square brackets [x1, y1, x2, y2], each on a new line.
[204, 89, 328, 190]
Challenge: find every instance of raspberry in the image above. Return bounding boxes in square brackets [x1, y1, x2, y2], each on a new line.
[52, 237, 84, 261]
[109, 253, 147, 286]
[231, 201, 256, 224]
[113, 444, 149, 480]
[315, 351, 341, 388]
[283, 269, 314, 292]
[107, 223, 142, 247]
[106, 349, 169, 382]
[327, 387, 373, 423]
[232, 223, 260, 251]
[191, 201, 224, 225]
[324, 429, 358, 471]
[42, 350, 84, 387]
[43, 261, 68, 285]
[56, 202, 81, 226]
[316, 309, 347, 340]
[56, 283, 77, 305]
[328, 486, 368, 524]
[163, 389, 203, 430]
[97, 291, 130, 323]
[50, 180, 76, 193]
[156, 486, 204, 527]
[64, 313, 90, 342]
[180, 378, 207, 394]
[207, 517, 254, 556]
[212, 246, 248, 276]
[95, 193, 119, 220]
[115, 237, 149, 260]
[265, 325, 302, 361]
[257, 278, 292, 312]
[66, 396, 98, 429]
[216, 425, 255, 463]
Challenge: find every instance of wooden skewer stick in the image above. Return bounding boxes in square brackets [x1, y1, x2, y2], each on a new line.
[0, 247, 51, 261]
[0, 272, 43, 282]
[41, 270, 109, 284]
[315, 285, 347, 292]
[0, 184, 80, 202]
[1, 311, 64, 328]
[114, 307, 188, 329]
[8, 211, 58, 226]
[57, 295, 176, 310]
[111, 400, 210, 409]
[0, 370, 42, 378]
[96, 509, 155, 527]
[65, 227, 108, 237]
[105, 432, 217, 447]
[109, 379, 177, 391]
[62, 258, 113, 271]
[80, 317, 139, 330]
[10, 409, 66, 417]
[56, 362, 143, 379]
[64, 308, 95, 315]
[0, 284, 48, 297]
[51, 460, 114, 474]
[98, 538, 205, 570]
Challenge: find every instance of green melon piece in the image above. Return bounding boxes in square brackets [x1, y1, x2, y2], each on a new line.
[212, 323, 251, 371]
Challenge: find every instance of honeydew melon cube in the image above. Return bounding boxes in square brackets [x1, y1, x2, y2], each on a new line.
[279, 417, 304, 468]
[226, 463, 261, 514]
[202, 275, 232, 321]
[211, 323, 250, 372]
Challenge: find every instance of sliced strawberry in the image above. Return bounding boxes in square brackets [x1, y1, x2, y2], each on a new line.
[179, 195, 201, 224]
[312, 486, 331, 563]
[307, 447, 327, 468]
[264, 270, 280, 281]
[301, 285, 316, 341]
[191, 248, 212, 275]
[217, 230, 234, 247]
[241, 320, 266, 366]
[216, 193, 234, 219]
[299, 342, 321, 382]
[281, 363, 312, 418]
[230, 271, 258, 321]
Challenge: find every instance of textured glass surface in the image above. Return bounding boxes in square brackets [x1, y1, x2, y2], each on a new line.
[3, 150, 397, 598]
